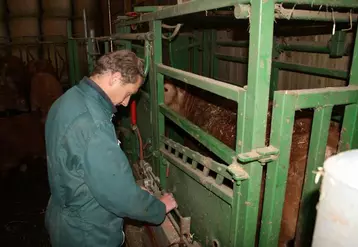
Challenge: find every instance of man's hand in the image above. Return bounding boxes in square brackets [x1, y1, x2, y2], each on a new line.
[160, 193, 177, 214]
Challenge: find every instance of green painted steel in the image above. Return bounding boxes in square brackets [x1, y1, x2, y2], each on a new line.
[116, 0, 249, 26]
[161, 136, 234, 204]
[295, 106, 333, 247]
[156, 63, 243, 101]
[259, 92, 296, 247]
[273, 61, 348, 80]
[275, 0, 358, 8]
[340, 23, 358, 153]
[260, 86, 358, 246]
[235, 2, 275, 247]
[149, 20, 166, 186]
[234, 4, 356, 22]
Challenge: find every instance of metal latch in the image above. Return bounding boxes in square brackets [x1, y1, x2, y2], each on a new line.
[237, 146, 279, 164]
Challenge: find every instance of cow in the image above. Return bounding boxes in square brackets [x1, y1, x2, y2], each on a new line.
[30, 72, 63, 123]
[163, 79, 340, 247]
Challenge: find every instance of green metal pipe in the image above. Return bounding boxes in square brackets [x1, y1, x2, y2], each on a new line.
[282, 85, 358, 109]
[216, 53, 348, 79]
[215, 53, 248, 64]
[275, 0, 358, 8]
[217, 41, 349, 55]
[132, 44, 144, 51]
[115, 0, 250, 26]
[277, 43, 330, 54]
[235, 3, 358, 22]
[134, 6, 168, 13]
[144, 40, 150, 77]
[95, 32, 154, 42]
[240, 1, 275, 246]
[156, 63, 244, 102]
[273, 61, 348, 80]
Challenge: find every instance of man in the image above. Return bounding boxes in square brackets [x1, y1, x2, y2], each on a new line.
[44, 50, 177, 247]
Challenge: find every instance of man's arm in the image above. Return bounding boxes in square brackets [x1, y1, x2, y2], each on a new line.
[83, 122, 166, 225]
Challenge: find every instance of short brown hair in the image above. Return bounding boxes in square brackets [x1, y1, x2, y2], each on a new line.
[91, 50, 144, 84]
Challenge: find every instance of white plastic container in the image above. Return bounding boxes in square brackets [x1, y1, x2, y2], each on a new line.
[312, 149, 358, 247]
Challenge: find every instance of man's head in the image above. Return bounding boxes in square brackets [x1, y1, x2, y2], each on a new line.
[90, 50, 144, 107]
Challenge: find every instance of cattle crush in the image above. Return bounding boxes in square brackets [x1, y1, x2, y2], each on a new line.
[100, 2, 358, 247]
[1, 1, 358, 247]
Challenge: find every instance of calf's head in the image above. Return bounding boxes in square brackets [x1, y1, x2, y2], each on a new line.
[164, 80, 186, 114]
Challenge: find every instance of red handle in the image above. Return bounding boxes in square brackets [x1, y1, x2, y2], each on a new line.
[130, 100, 137, 126]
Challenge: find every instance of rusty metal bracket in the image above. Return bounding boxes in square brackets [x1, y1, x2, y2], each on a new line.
[237, 145, 279, 164]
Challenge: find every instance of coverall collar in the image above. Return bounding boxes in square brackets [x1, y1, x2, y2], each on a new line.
[79, 76, 118, 115]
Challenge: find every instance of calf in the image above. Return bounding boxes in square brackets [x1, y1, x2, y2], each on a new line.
[164, 79, 340, 247]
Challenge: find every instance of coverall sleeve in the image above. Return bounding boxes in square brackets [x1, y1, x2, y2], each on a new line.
[83, 122, 166, 225]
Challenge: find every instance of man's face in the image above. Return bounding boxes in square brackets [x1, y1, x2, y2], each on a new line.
[110, 74, 143, 107]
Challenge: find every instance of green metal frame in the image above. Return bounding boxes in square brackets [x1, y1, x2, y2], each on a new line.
[80, 1, 358, 246]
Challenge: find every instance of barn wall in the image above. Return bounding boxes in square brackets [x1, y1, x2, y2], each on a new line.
[215, 30, 353, 90]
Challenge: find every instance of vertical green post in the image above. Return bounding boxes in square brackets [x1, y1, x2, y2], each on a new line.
[233, 1, 275, 246]
[339, 23, 358, 152]
[295, 106, 333, 247]
[210, 29, 218, 78]
[202, 29, 210, 77]
[149, 20, 166, 188]
[192, 31, 200, 74]
[259, 93, 296, 247]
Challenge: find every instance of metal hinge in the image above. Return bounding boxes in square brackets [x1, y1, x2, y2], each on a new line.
[237, 145, 279, 164]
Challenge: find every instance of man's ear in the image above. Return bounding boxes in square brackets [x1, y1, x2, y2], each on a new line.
[110, 72, 123, 86]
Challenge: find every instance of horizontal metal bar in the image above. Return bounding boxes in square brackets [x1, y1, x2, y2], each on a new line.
[133, 5, 168, 12]
[277, 43, 330, 54]
[215, 53, 248, 64]
[273, 61, 348, 79]
[216, 41, 348, 56]
[156, 63, 243, 101]
[235, 4, 357, 22]
[132, 44, 144, 51]
[275, 0, 358, 8]
[115, 0, 249, 26]
[95, 32, 154, 41]
[161, 148, 233, 205]
[161, 136, 233, 180]
[215, 53, 348, 79]
[159, 104, 236, 165]
[276, 85, 358, 109]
